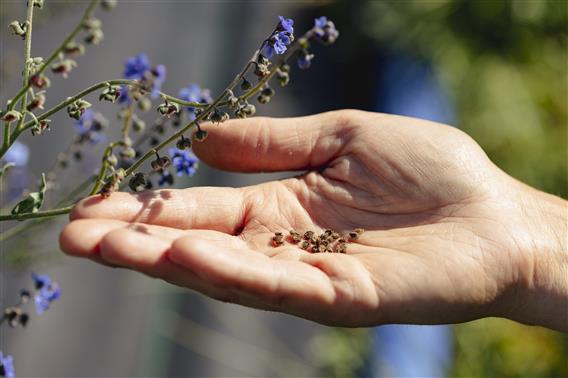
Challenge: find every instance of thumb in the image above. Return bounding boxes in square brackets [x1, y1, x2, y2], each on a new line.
[191, 110, 357, 173]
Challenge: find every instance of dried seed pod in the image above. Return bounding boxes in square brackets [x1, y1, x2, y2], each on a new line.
[336, 242, 347, 253]
[303, 230, 314, 240]
[311, 245, 320, 253]
[331, 232, 340, 240]
[300, 241, 310, 250]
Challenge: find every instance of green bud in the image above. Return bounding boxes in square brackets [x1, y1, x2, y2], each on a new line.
[101, 0, 117, 10]
[194, 129, 208, 142]
[138, 97, 152, 112]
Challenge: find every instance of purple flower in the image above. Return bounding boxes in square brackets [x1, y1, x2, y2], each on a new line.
[3, 141, 29, 166]
[31, 272, 61, 315]
[0, 351, 15, 378]
[169, 147, 198, 177]
[278, 16, 294, 34]
[123, 53, 151, 79]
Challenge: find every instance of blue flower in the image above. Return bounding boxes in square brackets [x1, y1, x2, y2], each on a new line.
[32, 272, 61, 315]
[169, 148, 199, 177]
[122, 54, 166, 101]
[313, 16, 339, 44]
[3, 141, 29, 166]
[32, 272, 51, 289]
[0, 351, 15, 378]
[34, 284, 61, 315]
[123, 53, 151, 80]
[278, 16, 294, 34]
[314, 16, 327, 30]
[297, 51, 314, 70]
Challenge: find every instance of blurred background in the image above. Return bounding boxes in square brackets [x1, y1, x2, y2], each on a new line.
[0, 0, 566, 377]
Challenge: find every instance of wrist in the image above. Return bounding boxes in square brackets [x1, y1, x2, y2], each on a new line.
[502, 182, 567, 331]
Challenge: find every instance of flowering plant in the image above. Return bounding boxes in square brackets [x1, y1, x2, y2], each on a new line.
[0, 1, 338, 376]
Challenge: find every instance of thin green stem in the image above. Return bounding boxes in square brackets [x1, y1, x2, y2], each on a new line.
[6, 0, 100, 112]
[160, 93, 209, 109]
[89, 142, 118, 196]
[15, 0, 36, 131]
[0, 175, 95, 242]
[0, 205, 73, 221]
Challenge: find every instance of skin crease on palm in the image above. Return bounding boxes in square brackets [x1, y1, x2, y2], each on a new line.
[59, 110, 567, 332]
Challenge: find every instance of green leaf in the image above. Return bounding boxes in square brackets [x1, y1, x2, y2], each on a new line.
[11, 173, 47, 217]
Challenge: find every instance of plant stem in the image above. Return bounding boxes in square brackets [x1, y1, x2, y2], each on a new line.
[0, 29, 314, 222]
[15, 0, 36, 131]
[6, 0, 101, 113]
[0, 175, 95, 242]
[0, 205, 73, 221]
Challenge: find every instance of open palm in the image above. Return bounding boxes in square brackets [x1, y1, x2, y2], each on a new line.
[60, 110, 533, 326]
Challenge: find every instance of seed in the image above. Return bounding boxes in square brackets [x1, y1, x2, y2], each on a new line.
[303, 231, 314, 240]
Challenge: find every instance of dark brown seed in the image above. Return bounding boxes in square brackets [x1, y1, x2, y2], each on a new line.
[303, 231, 314, 240]
[349, 231, 359, 240]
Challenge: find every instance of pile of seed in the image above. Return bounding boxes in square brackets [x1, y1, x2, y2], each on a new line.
[272, 228, 364, 253]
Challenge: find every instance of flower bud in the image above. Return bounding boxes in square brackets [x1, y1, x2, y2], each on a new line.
[101, 0, 117, 10]
[276, 69, 290, 86]
[32, 0, 44, 8]
[1, 110, 22, 123]
[194, 129, 208, 142]
[120, 146, 136, 159]
[137, 97, 152, 112]
[27, 91, 46, 111]
[9, 20, 27, 39]
[210, 108, 229, 124]
[151, 155, 171, 170]
[157, 102, 179, 118]
[85, 29, 104, 45]
[132, 116, 146, 132]
[297, 50, 314, 70]
[63, 41, 85, 56]
[254, 63, 270, 78]
[30, 119, 50, 136]
[67, 99, 91, 120]
[105, 153, 118, 167]
[99, 84, 122, 103]
[240, 77, 252, 91]
[51, 59, 77, 79]
[176, 135, 192, 150]
[128, 172, 146, 192]
[83, 17, 102, 30]
[30, 73, 50, 89]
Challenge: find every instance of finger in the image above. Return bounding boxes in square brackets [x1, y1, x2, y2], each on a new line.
[59, 218, 189, 258]
[169, 235, 339, 319]
[192, 110, 359, 172]
[70, 188, 246, 233]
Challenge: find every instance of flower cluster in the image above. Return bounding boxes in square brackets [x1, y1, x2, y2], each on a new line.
[169, 147, 198, 177]
[0, 273, 61, 378]
[31, 273, 62, 314]
[121, 53, 166, 101]
[0, 352, 15, 378]
[261, 16, 295, 58]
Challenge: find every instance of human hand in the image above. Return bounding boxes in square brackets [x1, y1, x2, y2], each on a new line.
[60, 110, 567, 330]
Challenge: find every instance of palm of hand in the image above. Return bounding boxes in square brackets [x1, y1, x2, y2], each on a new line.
[61, 110, 523, 326]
